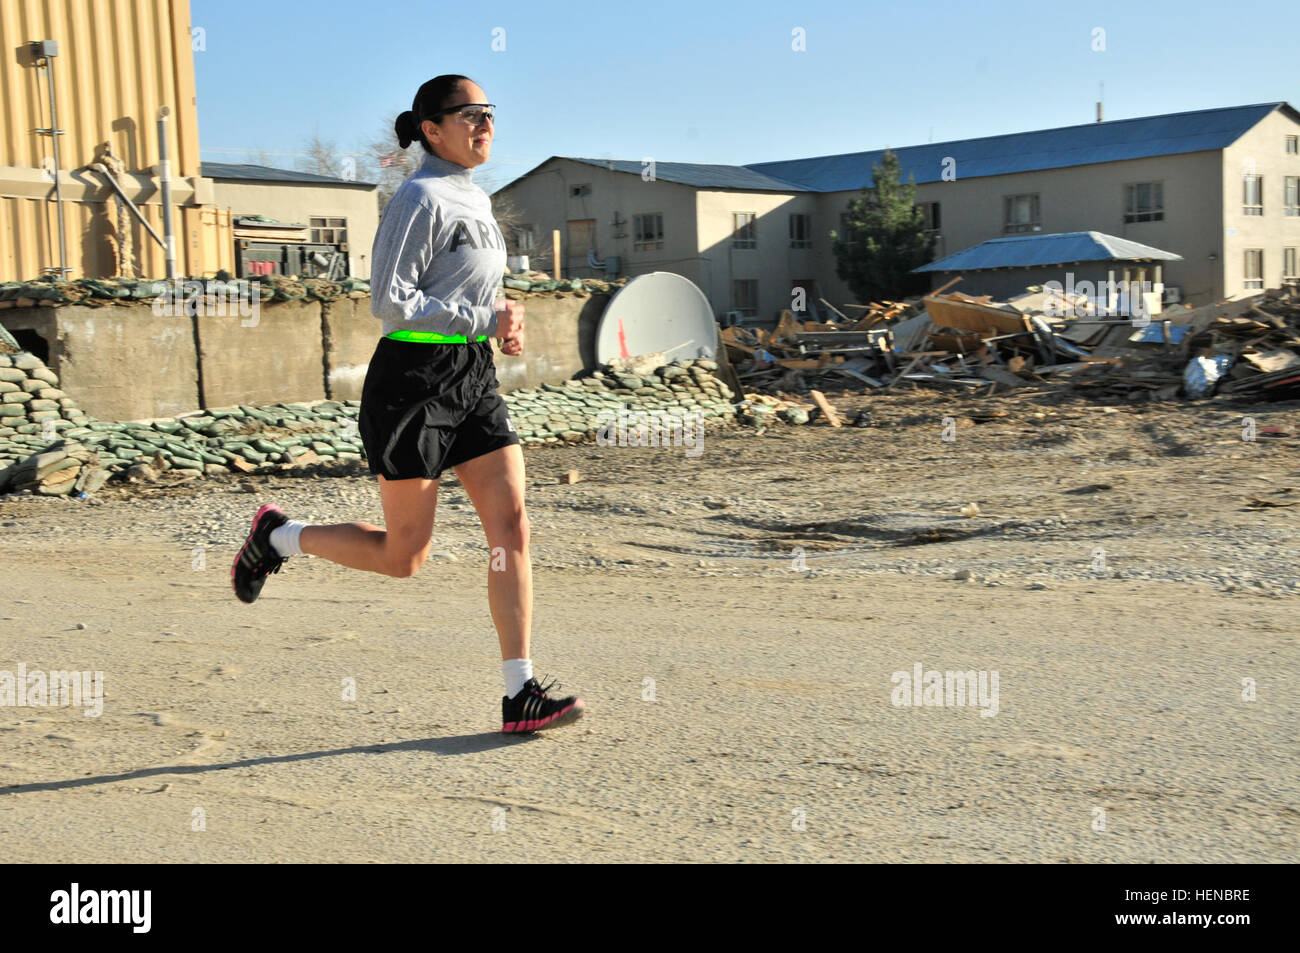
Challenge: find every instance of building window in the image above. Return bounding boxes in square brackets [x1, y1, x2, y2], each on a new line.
[918, 201, 941, 232]
[1287, 135, 1298, 154]
[632, 213, 663, 251]
[1285, 176, 1299, 216]
[837, 212, 857, 247]
[789, 213, 812, 249]
[570, 184, 591, 197]
[512, 225, 536, 252]
[1003, 193, 1040, 233]
[1243, 175, 1264, 215]
[732, 212, 756, 249]
[1284, 247, 1297, 284]
[732, 279, 758, 316]
[310, 217, 347, 245]
[1124, 183, 1164, 223]
[1244, 249, 1264, 289]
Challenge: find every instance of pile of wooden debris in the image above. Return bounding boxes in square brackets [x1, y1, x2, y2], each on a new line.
[720, 280, 1300, 404]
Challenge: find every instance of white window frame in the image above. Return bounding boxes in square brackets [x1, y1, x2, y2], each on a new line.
[1124, 182, 1164, 223]
[1243, 175, 1264, 215]
[1244, 248, 1264, 289]
[789, 213, 812, 249]
[633, 212, 664, 251]
[732, 212, 756, 249]
[1003, 193, 1041, 233]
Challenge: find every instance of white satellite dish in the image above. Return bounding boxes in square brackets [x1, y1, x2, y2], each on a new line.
[595, 272, 717, 365]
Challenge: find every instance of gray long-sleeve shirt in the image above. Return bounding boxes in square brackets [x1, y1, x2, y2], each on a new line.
[369, 151, 507, 338]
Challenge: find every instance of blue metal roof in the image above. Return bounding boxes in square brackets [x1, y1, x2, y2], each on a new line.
[201, 161, 375, 186]
[743, 102, 1287, 191]
[914, 231, 1183, 272]
[559, 157, 812, 192]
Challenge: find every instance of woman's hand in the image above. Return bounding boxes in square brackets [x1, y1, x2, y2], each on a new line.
[499, 332, 523, 357]
[495, 297, 524, 341]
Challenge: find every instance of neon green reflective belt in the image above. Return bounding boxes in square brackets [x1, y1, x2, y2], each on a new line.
[386, 329, 490, 343]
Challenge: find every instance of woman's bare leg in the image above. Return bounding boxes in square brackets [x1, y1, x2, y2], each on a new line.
[452, 445, 530, 661]
[299, 474, 439, 578]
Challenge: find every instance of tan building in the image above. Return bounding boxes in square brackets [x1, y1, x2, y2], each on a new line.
[202, 163, 378, 280]
[0, 0, 377, 283]
[495, 102, 1300, 316]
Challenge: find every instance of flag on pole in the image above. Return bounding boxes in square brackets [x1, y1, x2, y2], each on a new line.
[379, 151, 408, 168]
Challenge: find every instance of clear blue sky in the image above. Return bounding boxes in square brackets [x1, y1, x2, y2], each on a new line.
[191, 0, 1299, 194]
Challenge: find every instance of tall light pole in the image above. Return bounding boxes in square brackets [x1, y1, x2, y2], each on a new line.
[29, 40, 70, 278]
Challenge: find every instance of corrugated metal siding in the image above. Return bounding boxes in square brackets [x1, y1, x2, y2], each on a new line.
[0, 0, 217, 281]
[0, 0, 199, 176]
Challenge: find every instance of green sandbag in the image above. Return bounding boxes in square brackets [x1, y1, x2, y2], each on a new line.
[80, 279, 129, 299]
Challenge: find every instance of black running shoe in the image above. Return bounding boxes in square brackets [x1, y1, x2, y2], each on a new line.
[501, 676, 585, 733]
[231, 503, 289, 604]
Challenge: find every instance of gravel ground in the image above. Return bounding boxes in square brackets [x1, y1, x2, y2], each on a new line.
[1, 387, 1297, 862]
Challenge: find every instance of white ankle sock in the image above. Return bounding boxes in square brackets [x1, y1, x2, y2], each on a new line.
[269, 520, 306, 557]
[502, 658, 533, 698]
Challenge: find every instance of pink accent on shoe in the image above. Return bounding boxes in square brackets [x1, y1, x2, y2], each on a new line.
[230, 503, 284, 591]
[502, 700, 583, 733]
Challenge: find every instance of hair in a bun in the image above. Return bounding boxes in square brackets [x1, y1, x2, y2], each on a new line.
[394, 110, 418, 149]
[397, 75, 476, 156]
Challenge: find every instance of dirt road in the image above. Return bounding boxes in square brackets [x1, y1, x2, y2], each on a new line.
[2, 388, 1297, 862]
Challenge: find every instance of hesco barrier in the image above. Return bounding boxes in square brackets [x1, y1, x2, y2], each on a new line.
[0, 350, 743, 497]
[0, 274, 630, 421]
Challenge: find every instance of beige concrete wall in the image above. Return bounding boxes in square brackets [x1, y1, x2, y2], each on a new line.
[1, 291, 610, 418]
[212, 179, 379, 279]
[196, 300, 324, 409]
[492, 292, 611, 393]
[322, 296, 379, 400]
[0, 305, 198, 420]
[1221, 107, 1300, 294]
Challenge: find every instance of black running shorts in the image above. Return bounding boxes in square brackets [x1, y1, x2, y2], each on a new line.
[358, 337, 519, 481]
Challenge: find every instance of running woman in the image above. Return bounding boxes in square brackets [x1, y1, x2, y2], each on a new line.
[231, 75, 584, 735]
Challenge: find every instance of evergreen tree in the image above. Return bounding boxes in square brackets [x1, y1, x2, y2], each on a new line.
[830, 150, 935, 302]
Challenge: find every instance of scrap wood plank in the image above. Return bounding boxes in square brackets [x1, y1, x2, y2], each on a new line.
[774, 310, 801, 345]
[808, 389, 842, 427]
[977, 366, 1029, 388]
[832, 366, 883, 387]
